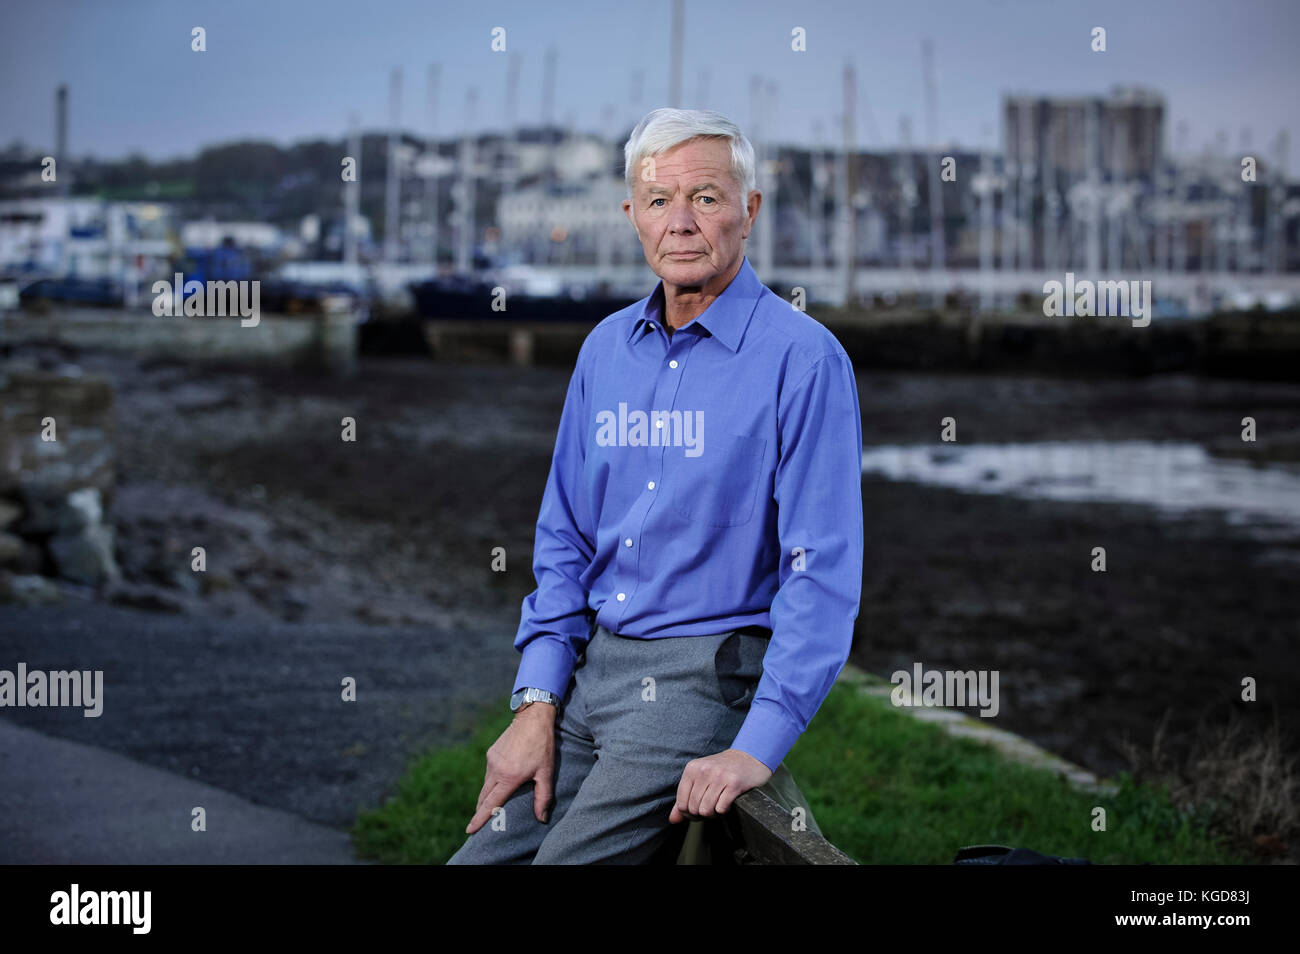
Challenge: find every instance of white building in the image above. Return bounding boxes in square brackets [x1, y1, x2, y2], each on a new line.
[0, 196, 175, 279]
[508, 131, 613, 184]
[180, 220, 283, 251]
[497, 177, 641, 265]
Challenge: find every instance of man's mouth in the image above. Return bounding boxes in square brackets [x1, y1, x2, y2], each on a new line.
[666, 251, 704, 259]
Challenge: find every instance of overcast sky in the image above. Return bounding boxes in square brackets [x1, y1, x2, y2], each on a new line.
[2, 0, 1297, 172]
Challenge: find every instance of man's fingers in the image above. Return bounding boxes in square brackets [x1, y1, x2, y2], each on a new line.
[533, 762, 554, 823]
[474, 772, 494, 813]
[670, 773, 695, 824]
[686, 770, 717, 818]
[675, 768, 738, 820]
[670, 752, 768, 824]
[715, 783, 740, 815]
[695, 780, 725, 817]
[466, 780, 511, 834]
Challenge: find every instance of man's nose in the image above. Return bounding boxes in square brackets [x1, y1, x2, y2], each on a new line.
[667, 198, 696, 232]
[670, 211, 702, 232]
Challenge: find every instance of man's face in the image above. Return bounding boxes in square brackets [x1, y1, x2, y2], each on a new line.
[622, 136, 760, 290]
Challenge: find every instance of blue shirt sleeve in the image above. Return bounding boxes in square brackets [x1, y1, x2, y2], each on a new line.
[729, 353, 864, 772]
[512, 348, 598, 698]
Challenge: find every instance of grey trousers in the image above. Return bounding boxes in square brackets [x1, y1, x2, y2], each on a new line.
[446, 622, 769, 865]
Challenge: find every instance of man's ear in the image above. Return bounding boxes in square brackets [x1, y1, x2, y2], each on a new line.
[740, 190, 762, 239]
[747, 190, 762, 230]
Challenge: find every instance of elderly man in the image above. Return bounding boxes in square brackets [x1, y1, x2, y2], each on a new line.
[447, 107, 863, 865]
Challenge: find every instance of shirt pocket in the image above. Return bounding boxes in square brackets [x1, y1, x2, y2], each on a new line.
[670, 431, 767, 527]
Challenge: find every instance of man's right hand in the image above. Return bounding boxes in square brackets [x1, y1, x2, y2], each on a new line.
[465, 702, 557, 834]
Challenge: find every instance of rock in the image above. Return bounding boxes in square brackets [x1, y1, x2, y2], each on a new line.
[14, 539, 46, 575]
[47, 522, 122, 586]
[14, 491, 61, 535]
[277, 588, 309, 618]
[143, 557, 203, 595]
[0, 369, 116, 499]
[0, 571, 63, 605]
[354, 602, 403, 626]
[201, 572, 238, 593]
[17, 487, 121, 585]
[19, 481, 114, 536]
[0, 531, 22, 565]
[57, 487, 104, 531]
[103, 580, 188, 614]
[169, 567, 204, 596]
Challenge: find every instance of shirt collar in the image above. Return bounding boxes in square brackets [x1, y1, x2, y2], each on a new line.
[626, 255, 763, 353]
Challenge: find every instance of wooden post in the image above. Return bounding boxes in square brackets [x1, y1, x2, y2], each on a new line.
[509, 327, 534, 366]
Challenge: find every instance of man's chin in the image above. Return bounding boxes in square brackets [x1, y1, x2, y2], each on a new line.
[657, 257, 713, 284]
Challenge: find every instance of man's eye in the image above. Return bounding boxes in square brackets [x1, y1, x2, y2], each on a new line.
[651, 198, 665, 207]
[697, 195, 715, 204]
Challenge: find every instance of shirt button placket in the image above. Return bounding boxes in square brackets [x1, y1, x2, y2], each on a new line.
[625, 335, 681, 623]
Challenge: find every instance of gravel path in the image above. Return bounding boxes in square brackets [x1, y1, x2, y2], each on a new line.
[0, 597, 519, 836]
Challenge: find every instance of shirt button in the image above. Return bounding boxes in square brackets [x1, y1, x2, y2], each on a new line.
[647, 480, 655, 490]
[625, 538, 633, 547]
[655, 419, 664, 428]
[669, 360, 678, 368]
[616, 592, 626, 601]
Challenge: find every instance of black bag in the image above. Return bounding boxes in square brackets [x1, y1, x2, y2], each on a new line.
[954, 844, 1093, 865]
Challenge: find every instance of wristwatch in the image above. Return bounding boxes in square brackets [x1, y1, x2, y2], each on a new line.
[510, 687, 560, 713]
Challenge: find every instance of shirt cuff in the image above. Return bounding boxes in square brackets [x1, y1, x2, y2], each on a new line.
[729, 699, 805, 773]
[512, 635, 578, 699]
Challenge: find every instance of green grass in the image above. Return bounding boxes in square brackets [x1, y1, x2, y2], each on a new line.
[351, 681, 1250, 865]
[787, 682, 1247, 864]
[352, 700, 515, 865]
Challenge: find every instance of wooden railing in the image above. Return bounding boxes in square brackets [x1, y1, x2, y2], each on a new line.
[658, 764, 857, 865]
[724, 787, 858, 864]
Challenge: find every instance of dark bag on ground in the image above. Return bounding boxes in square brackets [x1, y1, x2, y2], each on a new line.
[954, 844, 1093, 865]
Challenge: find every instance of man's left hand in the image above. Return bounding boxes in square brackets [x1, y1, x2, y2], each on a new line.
[670, 748, 773, 823]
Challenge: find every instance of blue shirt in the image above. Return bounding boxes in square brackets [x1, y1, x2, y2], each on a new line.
[512, 254, 864, 772]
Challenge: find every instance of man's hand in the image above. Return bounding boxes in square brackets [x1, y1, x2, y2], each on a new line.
[670, 748, 773, 823]
[464, 703, 556, 834]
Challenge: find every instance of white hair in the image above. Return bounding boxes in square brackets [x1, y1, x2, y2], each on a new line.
[623, 107, 757, 203]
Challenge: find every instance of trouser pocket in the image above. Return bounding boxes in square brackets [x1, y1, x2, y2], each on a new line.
[713, 629, 767, 709]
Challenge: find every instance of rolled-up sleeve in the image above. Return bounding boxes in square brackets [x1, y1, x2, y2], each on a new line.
[730, 353, 864, 772]
[512, 349, 597, 698]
